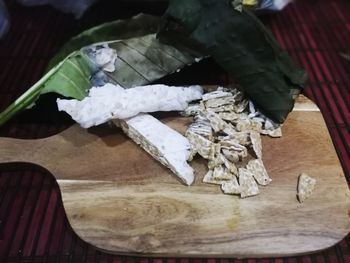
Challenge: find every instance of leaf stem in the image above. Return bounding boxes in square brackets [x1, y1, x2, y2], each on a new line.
[0, 61, 62, 127]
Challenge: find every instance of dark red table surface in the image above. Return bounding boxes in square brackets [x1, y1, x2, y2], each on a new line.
[0, 0, 349, 262]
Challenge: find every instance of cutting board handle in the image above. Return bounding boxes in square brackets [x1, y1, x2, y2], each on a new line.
[0, 137, 40, 164]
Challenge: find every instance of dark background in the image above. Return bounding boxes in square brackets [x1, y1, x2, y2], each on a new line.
[0, 0, 349, 262]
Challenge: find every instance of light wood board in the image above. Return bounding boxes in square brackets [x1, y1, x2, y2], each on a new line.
[0, 97, 349, 257]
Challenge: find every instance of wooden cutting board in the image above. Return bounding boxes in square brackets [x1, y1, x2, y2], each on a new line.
[0, 96, 349, 258]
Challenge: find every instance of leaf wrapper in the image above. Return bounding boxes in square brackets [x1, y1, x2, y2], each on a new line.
[157, 0, 307, 123]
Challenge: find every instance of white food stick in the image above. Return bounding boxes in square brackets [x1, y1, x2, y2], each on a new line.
[57, 83, 203, 128]
[116, 114, 195, 186]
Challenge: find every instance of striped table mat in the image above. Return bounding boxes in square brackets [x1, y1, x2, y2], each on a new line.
[0, 0, 349, 262]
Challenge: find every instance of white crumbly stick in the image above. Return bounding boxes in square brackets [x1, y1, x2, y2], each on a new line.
[239, 168, 260, 198]
[116, 114, 194, 186]
[297, 173, 316, 203]
[246, 159, 272, 186]
[57, 83, 203, 128]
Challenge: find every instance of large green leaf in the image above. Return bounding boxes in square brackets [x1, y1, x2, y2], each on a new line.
[158, 0, 307, 123]
[0, 15, 197, 127]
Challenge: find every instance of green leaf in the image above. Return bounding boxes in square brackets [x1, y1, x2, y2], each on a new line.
[42, 51, 92, 99]
[158, 0, 307, 123]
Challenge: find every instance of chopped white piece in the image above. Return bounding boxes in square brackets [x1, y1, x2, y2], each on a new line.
[202, 90, 232, 101]
[212, 166, 235, 180]
[194, 111, 211, 125]
[250, 119, 263, 132]
[57, 83, 203, 128]
[239, 168, 260, 198]
[267, 127, 282, 138]
[204, 96, 236, 108]
[260, 115, 282, 135]
[264, 118, 279, 130]
[250, 131, 262, 159]
[220, 154, 238, 175]
[233, 99, 248, 113]
[221, 140, 248, 158]
[236, 118, 251, 132]
[221, 177, 241, 195]
[297, 173, 316, 203]
[222, 148, 240, 163]
[202, 109, 228, 132]
[220, 132, 250, 146]
[248, 100, 256, 115]
[247, 159, 272, 186]
[188, 124, 213, 140]
[208, 143, 224, 169]
[187, 114, 213, 140]
[208, 104, 235, 113]
[231, 88, 245, 102]
[117, 114, 194, 185]
[208, 153, 224, 170]
[222, 126, 237, 136]
[94, 46, 117, 72]
[252, 116, 266, 123]
[203, 170, 226, 185]
[86, 44, 117, 73]
[182, 104, 204, 116]
[185, 130, 213, 159]
[236, 118, 262, 132]
[218, 112, 240, 121]
[212, 165, 226, 179]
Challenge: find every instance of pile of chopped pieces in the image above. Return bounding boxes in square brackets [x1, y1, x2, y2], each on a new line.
[58, 83, 288, 198]
[183, 87, 282, 198]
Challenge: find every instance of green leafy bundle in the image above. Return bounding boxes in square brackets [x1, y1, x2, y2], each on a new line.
[157, 0, 307, 123]
[0, 2, 307, 127]
[0, 14, 196, 127]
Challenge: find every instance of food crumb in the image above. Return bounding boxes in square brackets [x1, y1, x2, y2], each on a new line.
[297, 173, 316, 203]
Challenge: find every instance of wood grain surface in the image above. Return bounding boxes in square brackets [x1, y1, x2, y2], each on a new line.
[0, 97, 349, 257]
